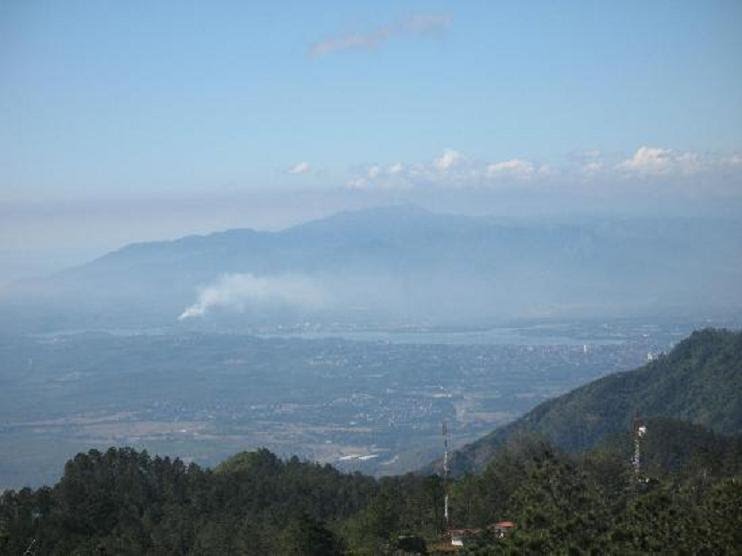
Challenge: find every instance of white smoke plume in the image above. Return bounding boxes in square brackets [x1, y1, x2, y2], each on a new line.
[178, 273, 327, 320]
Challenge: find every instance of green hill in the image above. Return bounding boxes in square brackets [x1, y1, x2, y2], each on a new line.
[445, 328, 742, 475]
[3, 424, 739, 554]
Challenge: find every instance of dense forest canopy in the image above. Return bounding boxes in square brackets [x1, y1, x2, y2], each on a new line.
[1, 427, 740, 554]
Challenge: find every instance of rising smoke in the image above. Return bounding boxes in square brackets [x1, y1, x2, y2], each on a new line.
[178, 273, 328, 320]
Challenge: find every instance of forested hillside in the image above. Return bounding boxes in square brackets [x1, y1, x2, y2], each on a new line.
[0, 447, 443, 555]
[444, 328, 742, 475]
[1, 425, 740, 554]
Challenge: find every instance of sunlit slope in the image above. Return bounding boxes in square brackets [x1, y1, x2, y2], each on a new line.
[442, 328, 742, 475]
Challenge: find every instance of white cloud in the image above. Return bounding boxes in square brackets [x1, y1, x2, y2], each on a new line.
[724, 153, 742, 167]
[345, 150, 543, 190]
[581, 149, 602, 160]
[486, 159, 536, 180]
[388, 162, 404, 175]
[288, 161, 311, 175]
[342, 146, 742, 192]
[178, 273, 326, 320]
[345, 163, 413, 190]
[309, 14, 451, 58]
[618, 146, 701, 176]
[433, 149, 461, 171]
[581, 160, 604, 176]
[345, 177, 369, 190]
[569, 149, 604, 177]
[619, 146, 673, 175]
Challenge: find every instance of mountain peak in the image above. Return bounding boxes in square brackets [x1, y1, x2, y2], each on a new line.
[297, 204, 431, 225]
[283, 204, 443, 238]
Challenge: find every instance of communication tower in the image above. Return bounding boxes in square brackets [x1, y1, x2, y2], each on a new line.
[442, 420, 450, 529]
[23, 538, 37, 556]
[632, 416, 647, 481]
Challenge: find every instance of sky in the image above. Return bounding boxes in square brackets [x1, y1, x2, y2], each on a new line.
[1, 0, 742, 279]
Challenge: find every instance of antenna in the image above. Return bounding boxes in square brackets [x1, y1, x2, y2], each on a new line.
[23, 538, 37, 556]
[442, 420, 450, 529]
[632, 416, 647, 482]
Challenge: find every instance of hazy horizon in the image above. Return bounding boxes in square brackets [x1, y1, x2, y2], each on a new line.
[2, 1, 742, 284]
[4, 193, 742, 286]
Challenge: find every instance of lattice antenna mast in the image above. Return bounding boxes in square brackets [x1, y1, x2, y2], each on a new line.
[22, 538, 37, 556]
[442, 421, 450, 529]
[632, 417, 647, 482]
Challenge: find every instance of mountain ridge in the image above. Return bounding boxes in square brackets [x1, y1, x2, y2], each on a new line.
[439, 327, 742, 475]
[2, 206, 742, 332]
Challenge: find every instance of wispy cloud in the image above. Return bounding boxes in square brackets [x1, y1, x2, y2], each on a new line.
[178, 273, 327, 320]
[288, 161, 311, 175]
[309, 14, 452, 58]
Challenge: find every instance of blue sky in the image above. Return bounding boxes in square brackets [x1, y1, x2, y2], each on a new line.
[1, 1, 742, 273]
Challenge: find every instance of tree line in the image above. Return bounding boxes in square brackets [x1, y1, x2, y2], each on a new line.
[1, 416, 740, 554]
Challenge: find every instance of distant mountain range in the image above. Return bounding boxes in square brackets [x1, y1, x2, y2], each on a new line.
[438, 328, 742, 475]
[2, 206, 742, 332]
